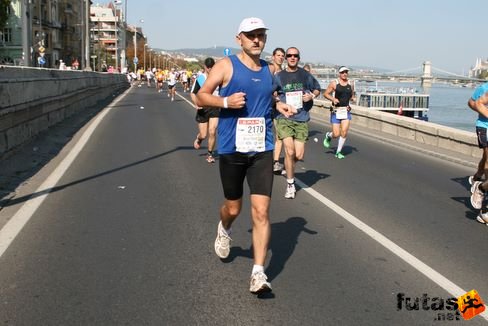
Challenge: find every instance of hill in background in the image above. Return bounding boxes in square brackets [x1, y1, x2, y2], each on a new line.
[153, 46, 388, 73]
[154, 46, 271, 60]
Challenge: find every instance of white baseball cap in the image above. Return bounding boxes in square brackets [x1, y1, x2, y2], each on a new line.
[338, 66, 349, 73]
[237, 17, 268, 34]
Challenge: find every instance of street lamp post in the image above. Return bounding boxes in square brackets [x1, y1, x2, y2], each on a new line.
[114, 1, 122, 72]
[122, 0, 127, 71]
[21, 0, 32, 67]
[133, 19, 143, 73]
[84, 0, 90, 70]
[133, 27, 137, 72]
[114, 16, 118, 71]
[143, 43, 147, 71]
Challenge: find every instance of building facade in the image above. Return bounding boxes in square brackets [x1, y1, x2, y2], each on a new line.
[0, 0, 86, 68]
[469, 58, 488, 79]
[0, 0, 149, 71]
[0, 0, 22, 65]
[90, 2, 121, 71]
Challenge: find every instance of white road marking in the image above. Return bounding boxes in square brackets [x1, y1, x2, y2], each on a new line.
[177, 92, 197, 108]
[0, 88, 131, 259]
[294, 178, 488, 321]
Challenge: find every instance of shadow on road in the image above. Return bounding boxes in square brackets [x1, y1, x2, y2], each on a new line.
[295, 169, 329, 187]
[0, 146, 193, 209]
[223, 217, 317, 283]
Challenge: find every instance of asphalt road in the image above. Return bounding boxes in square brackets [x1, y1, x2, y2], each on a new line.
[0, 84, 487, 325]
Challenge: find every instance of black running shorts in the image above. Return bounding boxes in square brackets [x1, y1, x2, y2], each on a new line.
[195, 108, 220, 123]
[219, 151, 274, 200]
[476, 127, 488, 148]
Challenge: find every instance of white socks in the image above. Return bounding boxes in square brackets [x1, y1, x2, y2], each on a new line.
[252, 264, 264, 275]
[337, 136, 346, 153]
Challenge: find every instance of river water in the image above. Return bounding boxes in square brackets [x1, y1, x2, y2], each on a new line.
[363, 81, 478, 133]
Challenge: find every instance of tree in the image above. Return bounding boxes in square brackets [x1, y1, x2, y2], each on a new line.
[0, 0, 10, 30]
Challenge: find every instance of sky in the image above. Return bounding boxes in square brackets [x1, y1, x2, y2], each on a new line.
[97, 0, 488, 75]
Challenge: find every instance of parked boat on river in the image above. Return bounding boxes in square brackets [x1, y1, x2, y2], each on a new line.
[316, 77, 429, 121]
[354, 80, 429, 121]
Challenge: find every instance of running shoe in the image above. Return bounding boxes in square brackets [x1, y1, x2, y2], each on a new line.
[323, 133, 331, 148]
[206, 153, 216, 163]
[468, 175, 483, 186]
[273, 161, 283, 175]
[285, 183, 296, 199]
[476, 212, 488, 225]
[250, 271, 272, 294]
[335, 152, 345, 159]
[171, 97, 174, 102]
[214, 221, 232, 259]
[193, 137, 202, 150]
[470, 181, 485, 210]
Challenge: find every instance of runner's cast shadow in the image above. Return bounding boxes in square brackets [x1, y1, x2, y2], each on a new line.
[451, 176, 475, 192]
[294, 170, 329, 188]
[445, 177, 483, 222]
[222, 217, 317, 282]
[323, 145, 358, 156]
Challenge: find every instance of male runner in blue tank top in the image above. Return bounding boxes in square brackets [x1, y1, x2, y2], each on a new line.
[196, 17, 293, 294]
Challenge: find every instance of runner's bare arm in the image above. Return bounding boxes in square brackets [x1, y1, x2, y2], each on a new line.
[323, 81, 337, 105]
[276, 102, 295, 118]
[189, 92, 201, 110]
[470, 92, 488, 118]
[196, 58, 245, 109]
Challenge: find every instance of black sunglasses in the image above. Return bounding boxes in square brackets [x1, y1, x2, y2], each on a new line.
[286, 54, 300, 58]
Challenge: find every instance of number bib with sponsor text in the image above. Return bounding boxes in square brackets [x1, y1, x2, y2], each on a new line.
[335, 107, 348, 120]
[235, 117, 266, 153]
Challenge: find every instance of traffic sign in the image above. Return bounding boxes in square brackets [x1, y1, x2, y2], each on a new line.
[133, 57, 139, 64]
[224, 48, 231, 56]
[90, 55, 97, 59]
[38, 56, 46, 65]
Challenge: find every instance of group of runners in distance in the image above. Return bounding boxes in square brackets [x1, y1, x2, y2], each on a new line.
[127, 67, 194, 102]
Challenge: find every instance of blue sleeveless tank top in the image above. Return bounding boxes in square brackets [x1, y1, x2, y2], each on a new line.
[217, 55, 274, 154]
[474, 83, 488, 128]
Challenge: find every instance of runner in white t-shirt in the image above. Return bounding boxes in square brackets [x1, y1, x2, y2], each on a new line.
[167, 68, 177, 101]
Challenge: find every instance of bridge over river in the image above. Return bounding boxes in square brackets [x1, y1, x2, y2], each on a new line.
[314, 62, 486, 86]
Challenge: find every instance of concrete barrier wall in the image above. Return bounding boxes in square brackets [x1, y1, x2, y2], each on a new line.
[310, 99, 481, 159]
[0, 66, 129, 156]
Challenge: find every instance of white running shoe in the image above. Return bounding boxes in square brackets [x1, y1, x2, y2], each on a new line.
[468, 175, 483, 186]
[273, 161, 283, 175]
[476, 212, 488, 225]
[250, 271, 272, 294]
[214, 221, 232, 259]
[470, 181, 485, 210]
[284, 183, 296, 199]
